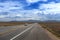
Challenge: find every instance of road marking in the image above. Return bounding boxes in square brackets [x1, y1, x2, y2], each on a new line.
[10, 26, 33, 40]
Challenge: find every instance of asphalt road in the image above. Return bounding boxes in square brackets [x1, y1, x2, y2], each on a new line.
[0, 23, 59, 40]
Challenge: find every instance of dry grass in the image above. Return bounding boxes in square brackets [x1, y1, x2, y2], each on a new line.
[0, 22, 33, 26]
[39, 22, 60, 38]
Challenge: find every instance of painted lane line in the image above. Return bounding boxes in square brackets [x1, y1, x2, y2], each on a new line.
[10, 26, 33, 40]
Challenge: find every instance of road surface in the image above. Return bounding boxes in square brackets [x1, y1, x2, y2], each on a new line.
[0, 23, 59, 40]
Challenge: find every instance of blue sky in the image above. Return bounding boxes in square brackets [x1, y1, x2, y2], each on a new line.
[0, 0, 60, 21]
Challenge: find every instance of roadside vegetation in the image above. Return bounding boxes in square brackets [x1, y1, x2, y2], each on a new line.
[0, 22, 33, 26]
[39, 22, 60, 38]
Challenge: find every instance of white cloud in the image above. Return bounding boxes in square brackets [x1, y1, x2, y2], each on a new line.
[0, 15, 6, 18]
[26, 0, 47, 4]
[0, 7, 41, 21]
[1, 1, 60, 21]
[0, 1, 23, 12]
[26, 0, 40, 3]
[39, 2, 60, 14]
[0, 1, 24, 18]
[0, 1, 49, 21]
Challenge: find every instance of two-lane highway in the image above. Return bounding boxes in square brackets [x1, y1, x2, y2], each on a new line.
[12, 23, 54, 40]
[0, 23, 59, 40]
[0, 24, 33, 40]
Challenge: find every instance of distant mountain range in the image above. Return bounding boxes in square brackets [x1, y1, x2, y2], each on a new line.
[0, 19, 60, 22]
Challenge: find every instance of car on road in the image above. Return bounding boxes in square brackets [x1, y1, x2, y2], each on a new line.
[24, 23, 28, 26]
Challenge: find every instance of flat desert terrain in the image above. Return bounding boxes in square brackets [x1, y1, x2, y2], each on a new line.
[39, 22, 60, 38]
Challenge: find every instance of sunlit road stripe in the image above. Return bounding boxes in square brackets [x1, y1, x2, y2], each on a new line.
[10, 26, 33, 40]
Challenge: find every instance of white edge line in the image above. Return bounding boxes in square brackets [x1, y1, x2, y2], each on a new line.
[10, 26, 33, 40]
